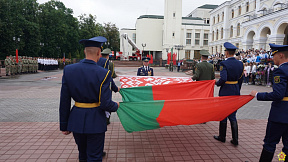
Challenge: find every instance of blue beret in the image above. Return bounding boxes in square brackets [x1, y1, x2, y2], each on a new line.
[79, 36, 107, 48]
[224, 42, 238, 51]
[142, 57, 150, 62]
[269, 43, 288, 56]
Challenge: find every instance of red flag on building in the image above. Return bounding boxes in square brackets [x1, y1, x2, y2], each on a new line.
[167, 52, 171, 64]
[16, 49, 19, 63]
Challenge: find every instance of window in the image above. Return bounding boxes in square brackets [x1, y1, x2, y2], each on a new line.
[207, 18, 210, 24]
[216, 29, 219, 40]
[185, 50, 191, 59]
[203, 33, 209, 46]
[213, 17, 215, 24]
[221, 28, 223, 39]
[212, 31, 214, 41]
[203, 18, 210, 24]
[230, 26, 233, 37]
[186, 33, 191, 45]
[237, 23, 240, 36]
[173, 12, 176, 17]
[232, 9, 234, 18]
[222, 12, 224, 21]
[172, 32, 175, 37]
[217, 14, 220, 22]
[204, 33, 208, 39]
[132, 33, 136, 43]
[195, 33, 200, 45]
[238, 6, 241, 15]
[246, 2, 249, 12]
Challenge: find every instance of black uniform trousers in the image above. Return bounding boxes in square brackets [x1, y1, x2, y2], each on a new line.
[73, 132, 105, 162]
[263, 121, 288, 154]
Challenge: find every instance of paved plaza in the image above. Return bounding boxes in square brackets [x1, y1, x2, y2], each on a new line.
[0, 66, 284, 162]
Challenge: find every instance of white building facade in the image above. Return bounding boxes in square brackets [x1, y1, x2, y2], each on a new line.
[210, 0, 288, 54]
[120, 0, 217, 61]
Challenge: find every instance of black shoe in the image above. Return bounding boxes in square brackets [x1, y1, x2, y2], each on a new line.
[230, 139, 238, 146]
[214, 122, 227, 143]
[259, 148, 274, 162]
[102, 151, 106, 157]
[230, 121, 238, 146]
[214, 135, 226, 142]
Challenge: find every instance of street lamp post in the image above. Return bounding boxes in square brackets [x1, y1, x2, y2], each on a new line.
[13, 36, 20, 63]
[142, 43, 146, 57]
[40, 43, 44, 57]
[174, 45, 184, 62]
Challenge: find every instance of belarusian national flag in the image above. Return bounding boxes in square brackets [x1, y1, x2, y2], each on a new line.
[117, 95, 253, 133]
[117, 80, 253, 133]
[120, 80, 214, 102]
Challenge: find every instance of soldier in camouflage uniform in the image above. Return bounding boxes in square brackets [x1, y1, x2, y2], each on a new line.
[4, 56, 11, 76]
[35, 58, 38, 73]
[10, 56, 16, 75]
[23, 56, 27, 73]
[18, 56, 22, 74]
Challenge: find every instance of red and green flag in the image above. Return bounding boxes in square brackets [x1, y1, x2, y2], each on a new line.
[117, 80, 253, 133]
[120, 80, 214, 102]
[117, 95, 253, 133]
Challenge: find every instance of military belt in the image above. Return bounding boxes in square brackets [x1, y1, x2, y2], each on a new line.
[282, 97, 288, 101]
[225, 81, 238, 84]
[75, 102, 100, 108]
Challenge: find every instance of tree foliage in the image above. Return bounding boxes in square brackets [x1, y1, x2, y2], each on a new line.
[0, 0, 120, 60]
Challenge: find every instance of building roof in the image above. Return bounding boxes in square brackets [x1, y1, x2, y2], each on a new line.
[182, 23, 210, 26]
[121, 28, 136, 30]
[138, 15, 164, 19]
[182, 17, 203, 20]
[138, 15, 203, 20]
[198, 4, 218, 9]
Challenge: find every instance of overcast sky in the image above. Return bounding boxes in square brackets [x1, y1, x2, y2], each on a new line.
[37, 0, 227, 29]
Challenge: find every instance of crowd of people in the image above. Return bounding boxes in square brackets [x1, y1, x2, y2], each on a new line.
[207, 48, 278, 87]
[4, 55, 38, 76]
[3, 56, 72, 76]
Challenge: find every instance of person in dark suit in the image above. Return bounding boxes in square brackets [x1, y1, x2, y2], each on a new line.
[250, 44, 288, 161]
[192, 50, 215, 81]
[137, 57, 154, 76]
[98, 48, 119, 93]
[100, 48, 119, 125]
[214, 42, 244, 146]
[59, 36, 119, 162]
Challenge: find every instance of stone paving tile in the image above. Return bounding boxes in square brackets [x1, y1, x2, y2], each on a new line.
[0, 121, 284, 161]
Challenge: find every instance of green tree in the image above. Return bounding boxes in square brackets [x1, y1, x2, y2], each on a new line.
[38, 0, 79, 58]
[103, 22, 120, 52]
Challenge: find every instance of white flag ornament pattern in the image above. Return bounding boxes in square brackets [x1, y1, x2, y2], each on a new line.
[120, 76, 193, 88]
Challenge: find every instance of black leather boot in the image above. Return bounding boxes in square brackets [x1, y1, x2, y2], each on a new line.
[259, 148, 274, 162]
[214, 122, 227, 142]
[230, 121, 238, 146]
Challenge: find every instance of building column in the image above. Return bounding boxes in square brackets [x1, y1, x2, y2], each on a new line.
[255, 37, 268, 50]
[269, 34, 286, 45]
